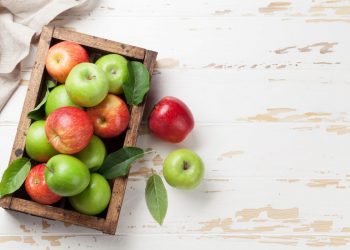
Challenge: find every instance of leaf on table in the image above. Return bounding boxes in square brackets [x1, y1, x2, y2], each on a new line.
[27, 80, 55, 120]
[0, 158, 31, 198]
[123, 61, 150, 106]
[145, 174, 168, 225]
[99, 147, 144, 179]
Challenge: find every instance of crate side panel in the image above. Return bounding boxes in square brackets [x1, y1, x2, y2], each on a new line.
[52, 27, 145, 60]
[0, 26, 54, 209]
[103, 50, 158, 234]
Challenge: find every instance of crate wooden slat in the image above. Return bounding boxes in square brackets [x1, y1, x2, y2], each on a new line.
[52, 27, 145, 60]
[0, 26, 157, 235]
[104, 50, 158, 234]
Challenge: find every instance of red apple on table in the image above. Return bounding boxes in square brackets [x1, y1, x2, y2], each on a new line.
[45, 106, 93, 154]
[148, 96, 194, 143]
[25, 164, 62, 205]
[87, 94, 130, 138]
[46, 41, 89, 83]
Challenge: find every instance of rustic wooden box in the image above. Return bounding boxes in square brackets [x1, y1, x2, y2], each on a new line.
[0, 26, 157, 234]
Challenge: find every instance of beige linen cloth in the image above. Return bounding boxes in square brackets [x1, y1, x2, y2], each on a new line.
[0, 0, 95, 112]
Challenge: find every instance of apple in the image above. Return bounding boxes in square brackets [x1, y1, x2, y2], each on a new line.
[68, 173, 111, 215]
[25, 164, 62, 205]
[163, 148, 204, 189]
[45, 85, 82, 116]
[25, 120, 58, 162]
[65, 63, 109, 107]
[46, 41, 89, 83]
[95, 54, 129, 94]
[75, 135, 106, 171]
[45, 107, 93, 154]
[45, 154, 90, 197]
[148, 96, 194, 143]
[86, 94, 130, 138]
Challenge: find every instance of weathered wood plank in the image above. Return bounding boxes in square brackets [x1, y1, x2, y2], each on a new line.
[1, 234, 349, 249]
[30, 17, 350, 73]
[52, 27, 145, 60]
[61, 0, 350, 18]
[6, 198, 106, 231]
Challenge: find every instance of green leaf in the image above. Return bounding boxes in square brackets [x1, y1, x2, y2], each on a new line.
[123, 61, 150, 106]
[27, 80, 55, 120]
[0, 158, 31, 198]
[145, 174, 168, 225]
[99, 147, 144, 179]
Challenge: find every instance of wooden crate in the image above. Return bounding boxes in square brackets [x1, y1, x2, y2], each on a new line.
[0, 26, 157, 234]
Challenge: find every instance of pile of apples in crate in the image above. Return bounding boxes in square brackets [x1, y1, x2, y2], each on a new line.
[28, 41, 136, 215]
[0, 40, 204, 225]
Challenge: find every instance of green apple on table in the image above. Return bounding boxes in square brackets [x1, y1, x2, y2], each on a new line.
[65, 62, 109, 107]
[95, 54, 129, 94]
[25, 120, 58, 162]
[69, 173, 111, 215]
[45, 154, 90, 197]
[163, 148, 204, 189]
[75, 135, 106, 171]
[45, 85, 81, 116]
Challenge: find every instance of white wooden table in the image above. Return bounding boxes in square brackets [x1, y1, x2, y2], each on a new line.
[1, 0, 350, 248]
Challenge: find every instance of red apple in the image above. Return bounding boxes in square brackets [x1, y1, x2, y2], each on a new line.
[87, 94, 130, 138]
[25, 164, 62, 205]
[46, 41, 89, 83]
[148, 96, 194, 143]
[45, 107, 93, 154]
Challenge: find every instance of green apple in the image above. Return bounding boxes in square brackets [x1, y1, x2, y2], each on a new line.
[45, 85, 81, 116]
[95, 54, 129, 94]
[74, 135, 106, 171]
[25, 120, 58, 162]
[65, 62, 109, 107]
[69, 173, 111, 215]
[45, 154, 90, 197]
[163, 148, 204, 189]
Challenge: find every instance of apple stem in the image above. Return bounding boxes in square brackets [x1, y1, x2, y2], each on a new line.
[183, 161, 190, 171]
[44, 164, 54, 174]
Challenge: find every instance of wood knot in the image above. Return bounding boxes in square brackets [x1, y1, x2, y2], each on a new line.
[15, 149, 24, 157]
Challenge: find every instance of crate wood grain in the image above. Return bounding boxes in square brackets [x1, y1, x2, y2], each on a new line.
[0, 26, 157, 235]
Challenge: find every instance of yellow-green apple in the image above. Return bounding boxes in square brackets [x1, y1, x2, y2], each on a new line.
[68, 173, 111, 215]
[163, 148, 204, 189]
[75, 135, 106, 171]
[86, 94, 130, 138]
[95, 54, 129, 94]
[25, 120, 58, 162]
[65, 63, 109, 107]
[45, 41, 89, 83]
[45, 154, 90, 196]
[45, 107, 93, 154]
[45, 85, 81, 116]
[25, 164, 62, 205]
[148, 96, 194, 143]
